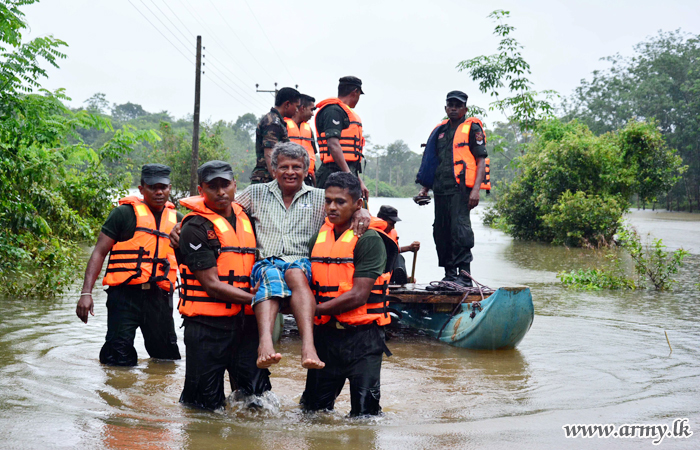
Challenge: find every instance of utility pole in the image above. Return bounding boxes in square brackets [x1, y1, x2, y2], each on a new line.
[189, 35, 202, 196]
[255, 82, 299, 97]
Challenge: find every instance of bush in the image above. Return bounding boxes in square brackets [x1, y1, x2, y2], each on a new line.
[557, 225, 689, 291]
[543, 191, 624, 247]
[617, 226, 689, 290]
[558, 268, 636, 290]
[488, 118, 683, 247]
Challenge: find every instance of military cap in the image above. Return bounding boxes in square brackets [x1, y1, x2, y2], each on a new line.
[339, 76, 364, 94]
[141, 164, 171, 185]
[198, 160, 234, 184]
[446, 90, 468, 104]
[377, 205, 401, 222]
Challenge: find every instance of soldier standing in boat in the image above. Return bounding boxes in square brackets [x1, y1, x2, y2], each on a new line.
[75, 164, 182, 366]
[249, 87, 301, 184]
[415, 91, 489, 289]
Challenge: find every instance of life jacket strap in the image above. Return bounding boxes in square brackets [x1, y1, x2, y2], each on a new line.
[134, 226, 171, 240]
[309, 256, 354, 264]
[220, 246, 257, 255]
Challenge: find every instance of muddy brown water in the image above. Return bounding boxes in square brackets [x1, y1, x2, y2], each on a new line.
[1, 199, 698, 449]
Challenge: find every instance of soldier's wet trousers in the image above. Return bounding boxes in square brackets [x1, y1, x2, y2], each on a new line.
[179, 316, 271, 410]
[100, 284, 180, 366]
[301, 323, 387, 416]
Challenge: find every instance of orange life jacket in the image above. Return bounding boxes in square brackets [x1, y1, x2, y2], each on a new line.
[315, 98, 364, 164]
[435, 118, 491, 191]
[310, 217, 398, 327]
[285, 118, 316, 174]
[102, 196, 178, 292]
[177, 196, 256, 317]
[387, 228, 398, 245]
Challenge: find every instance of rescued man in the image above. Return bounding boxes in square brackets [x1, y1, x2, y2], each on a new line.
[76, 164, 181, 366]
[301, 172, 398, 416]
[415, 90, 488, 288]
[176, 160, 270, 410]
[376, 205, 420, 285]
[315, 76, 370, 199]
[285, 93, 318, 186]
[249, 87, 301, 184]
[170, 144, 372, 371]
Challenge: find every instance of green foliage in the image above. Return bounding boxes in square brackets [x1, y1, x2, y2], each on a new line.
[150, 121, 229, 200]
[0, 1, 157, 298]
[562, 30, 700, 211]
[558, 225, 689, 291]
[617, 226, 689, 290]
[489, 118, 683, 246]
[457, 10, 557, 131]
[557, 268, 636, 290]
[543, 192, 624, 247]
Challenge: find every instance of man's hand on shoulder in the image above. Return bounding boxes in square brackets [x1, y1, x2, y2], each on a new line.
[351, 208, 371, 237]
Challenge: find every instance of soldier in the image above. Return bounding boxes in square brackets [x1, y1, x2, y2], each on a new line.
[249, 87, 301, 184]
[416, 91, 488, 288]
[285, 94, 318, 186]
[76, 164, 182, 366]
[301, 172, 397, 416]
[177, 161, 270, 410]
[315, 76, 369, 199]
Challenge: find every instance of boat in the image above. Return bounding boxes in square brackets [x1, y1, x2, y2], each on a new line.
[386, 285, 534, 350]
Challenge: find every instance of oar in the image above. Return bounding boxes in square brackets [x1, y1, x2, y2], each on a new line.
[409, 249, 418, 283]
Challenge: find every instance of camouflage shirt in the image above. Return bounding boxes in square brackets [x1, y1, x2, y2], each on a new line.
[250, 107, 288, 184]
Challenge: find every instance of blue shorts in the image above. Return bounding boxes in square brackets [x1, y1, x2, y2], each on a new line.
[251, 257, 312, 306]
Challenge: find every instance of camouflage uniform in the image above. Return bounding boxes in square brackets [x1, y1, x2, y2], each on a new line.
[250, 107, 288, 184]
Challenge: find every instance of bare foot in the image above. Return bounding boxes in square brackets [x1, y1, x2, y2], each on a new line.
[301, 346, 325, 369]
[257, 342, 282, 369]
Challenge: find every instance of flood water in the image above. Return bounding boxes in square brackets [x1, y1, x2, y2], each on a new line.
[1, 198, 699, 449]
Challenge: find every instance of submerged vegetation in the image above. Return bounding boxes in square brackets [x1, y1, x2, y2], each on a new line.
[557, 226, 689, 291]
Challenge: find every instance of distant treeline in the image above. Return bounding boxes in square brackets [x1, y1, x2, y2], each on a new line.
[76, 95, 427, 199]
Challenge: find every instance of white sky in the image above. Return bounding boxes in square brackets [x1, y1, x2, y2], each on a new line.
[24, 0, 700, 152]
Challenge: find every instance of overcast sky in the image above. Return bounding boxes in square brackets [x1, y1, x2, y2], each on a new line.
[24, 0, 700, 152]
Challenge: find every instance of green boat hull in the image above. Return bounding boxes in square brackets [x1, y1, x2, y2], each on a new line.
[393, 287, 534, 350]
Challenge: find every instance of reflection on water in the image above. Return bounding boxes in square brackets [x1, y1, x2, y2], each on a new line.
[0, 200, 698, 449]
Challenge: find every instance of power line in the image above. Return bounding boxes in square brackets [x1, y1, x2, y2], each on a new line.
[158, 0, 197, 39]
[139, 0, 194, 56]
[241, 0, 297, 84]
[143, 0, 268, 110]
[130, 0, 267, 115]
[127, 0, 193, 64]
[204, 71, 264, 114]
[178, 0, 258, 82]
[205, 56, 271, 110]
[206, 0, 276, 82]
[146, 0, 194, 45]
[204, 64, 262, 111]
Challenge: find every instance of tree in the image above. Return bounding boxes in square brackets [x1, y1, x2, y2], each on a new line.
[457, 10, 557, 132]
[492, 118, 683, 247]
[0, 0, 158, 297]
[562, 30, 700, 211]
[83, 92, 109, 115]
[111, 101, 148, 122]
